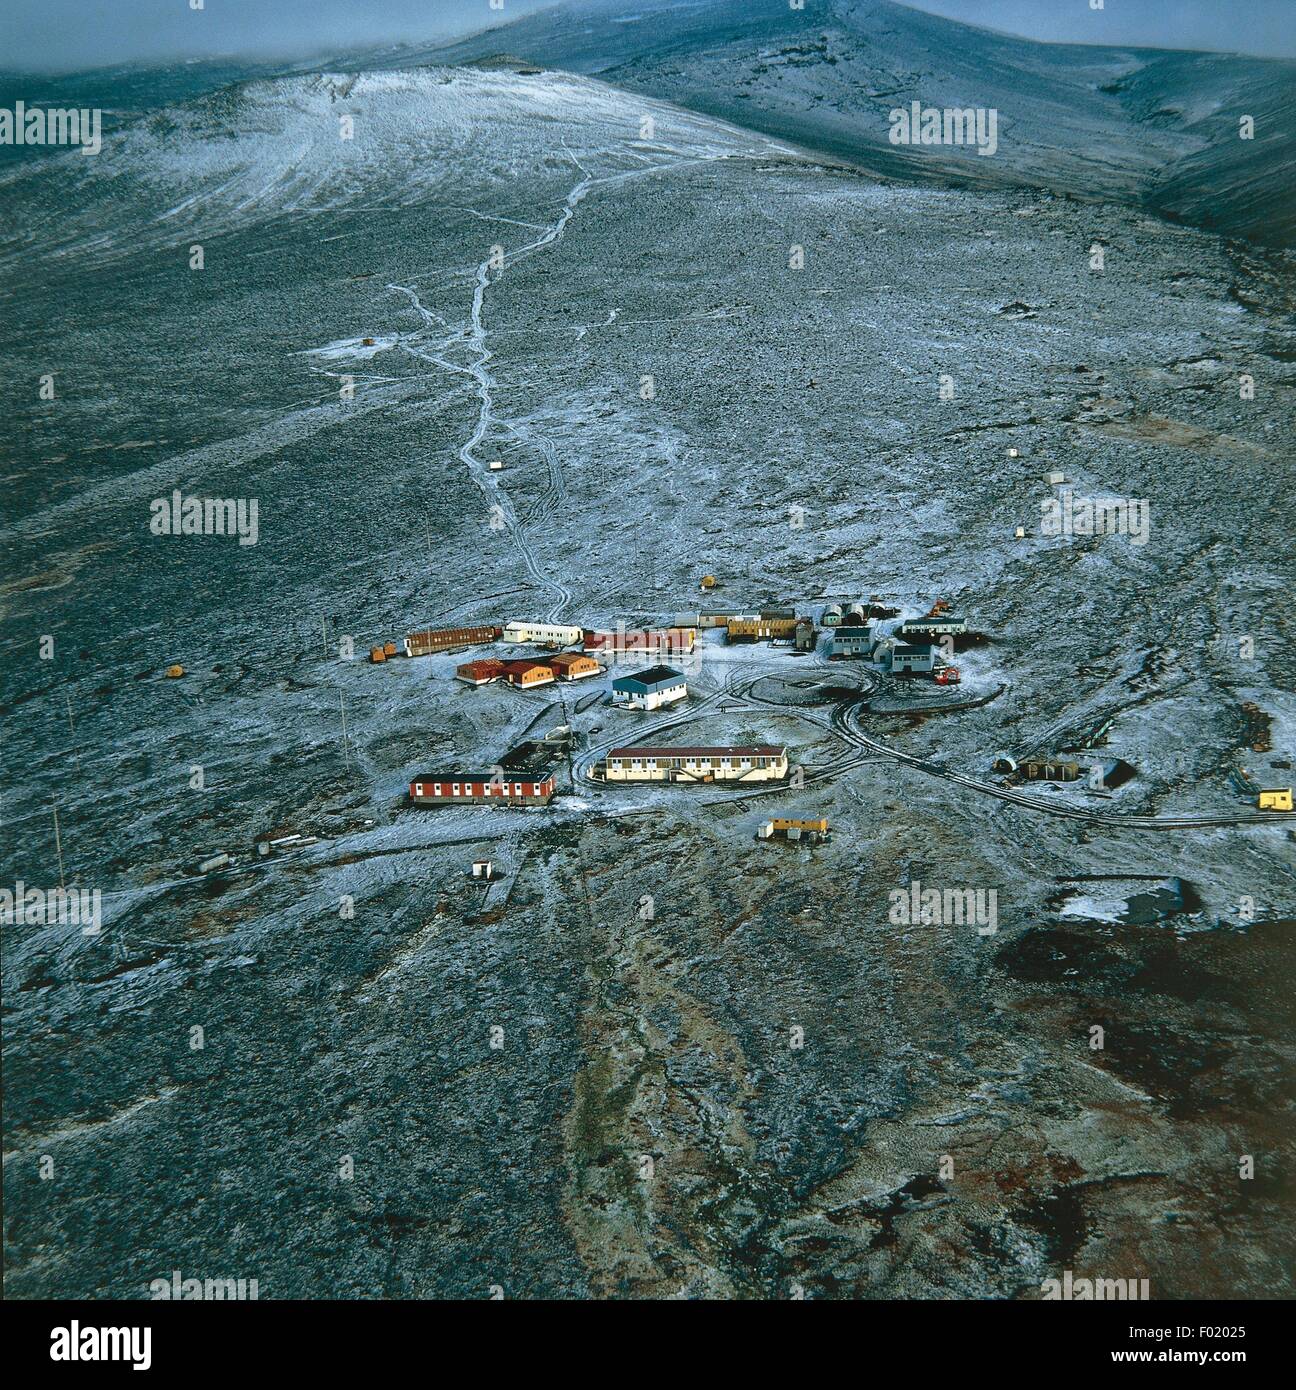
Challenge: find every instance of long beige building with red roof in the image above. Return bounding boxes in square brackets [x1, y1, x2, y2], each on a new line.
[602, 745, 788, 783]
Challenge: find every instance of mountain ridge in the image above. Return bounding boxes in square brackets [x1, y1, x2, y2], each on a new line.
[418, 0, 1296, 247]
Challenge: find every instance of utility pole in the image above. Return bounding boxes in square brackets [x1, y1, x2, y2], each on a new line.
[63, 688, 81, 769]
[52, 803, 66, 889]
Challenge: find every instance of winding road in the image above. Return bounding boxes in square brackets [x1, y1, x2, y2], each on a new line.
[571, 652, 1296, 831]
[389, 139, 790, 626]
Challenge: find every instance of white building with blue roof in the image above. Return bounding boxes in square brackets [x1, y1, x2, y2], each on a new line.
[612, 665, 688, 711]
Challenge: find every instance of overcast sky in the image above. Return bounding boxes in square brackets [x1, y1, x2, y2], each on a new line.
[907, 0, 1296, 57]
[2, 0, 1292, 73]
[0, 0, 546, 71]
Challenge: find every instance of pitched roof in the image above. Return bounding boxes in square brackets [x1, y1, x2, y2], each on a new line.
[608, 745, 785, 759]
[409, 625, 499, 641]
[584, 628, 693, 646]
[612, 664, 685, 689]
[412, 772, 555, 783]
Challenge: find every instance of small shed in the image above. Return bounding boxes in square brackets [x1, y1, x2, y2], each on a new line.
[759, 816, 830, 843]
[1021, 757, 1081, 783]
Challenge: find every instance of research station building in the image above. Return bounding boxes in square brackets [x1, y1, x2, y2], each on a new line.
[602, 745, 788, 783]
[502, 620, 583, 647]
[612, 665, 688, 711]
[409, 773, 556, 804]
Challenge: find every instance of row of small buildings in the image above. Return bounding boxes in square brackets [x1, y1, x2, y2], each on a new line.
[827, 613, 968, 679]
[498, 622, 697, 654]
[408, 739, 791, 803]
[456, 656, 691, 710]
[389, 620, 699, 666]
[456, 652, 600, 688]
[389, 607, 964, 663]
[829, 614, 967, 655]
[728, 614, 816, 648]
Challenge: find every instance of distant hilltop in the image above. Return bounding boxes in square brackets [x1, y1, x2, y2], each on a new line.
[427, 0, 1296, 248]
[459, 54, 545, 75]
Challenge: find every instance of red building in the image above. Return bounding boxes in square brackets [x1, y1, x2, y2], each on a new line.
[501, 660, 556, 688]
[409, 773, 556, 805]
[583, 627, 696, 655]
[456, 658, 506, 685]
[404, 624, 502, 657]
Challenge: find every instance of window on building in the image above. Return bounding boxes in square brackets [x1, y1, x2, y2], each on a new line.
[415, 783, 424, 796]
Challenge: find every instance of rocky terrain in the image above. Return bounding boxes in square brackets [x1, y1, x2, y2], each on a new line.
[1, 9, 1294, 1300]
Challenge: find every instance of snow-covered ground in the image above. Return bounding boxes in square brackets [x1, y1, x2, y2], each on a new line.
[2, 43, 1293, 1301]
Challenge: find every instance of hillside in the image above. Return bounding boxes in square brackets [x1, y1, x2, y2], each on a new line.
[426, 0, 1296, 246]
